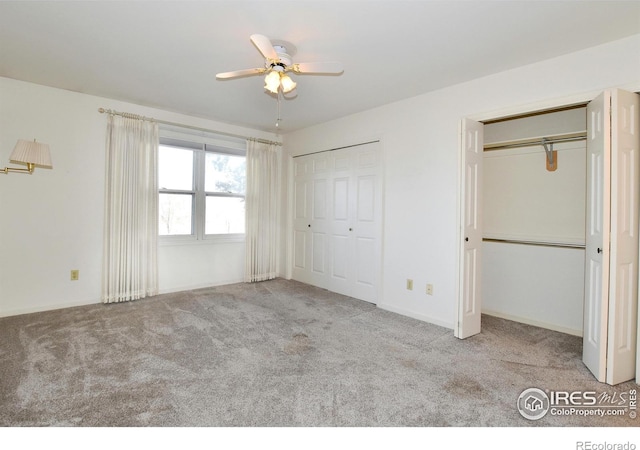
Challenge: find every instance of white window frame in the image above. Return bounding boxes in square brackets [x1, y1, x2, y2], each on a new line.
[159, 137, 246, 245]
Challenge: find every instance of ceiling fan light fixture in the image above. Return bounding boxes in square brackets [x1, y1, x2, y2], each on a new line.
[280, 74, 296, 93]
[264, 71, 280, 94]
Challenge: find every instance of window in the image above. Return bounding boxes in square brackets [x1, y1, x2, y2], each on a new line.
[159, 137, 246, 240]
[159, 145, 194, 235]
[204, 152, 246, 234]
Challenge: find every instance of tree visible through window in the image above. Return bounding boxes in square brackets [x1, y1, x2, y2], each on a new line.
[205, 153, 246, 193]
[158, 139, 246, 238]
[204, 152, 246, 234]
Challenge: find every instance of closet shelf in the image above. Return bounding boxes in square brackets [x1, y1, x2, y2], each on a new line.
[483, 132, 587, 151]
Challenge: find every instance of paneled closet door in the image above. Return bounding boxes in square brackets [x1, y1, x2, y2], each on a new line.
[292, 156, 312, 284]
[292, 142, 382, 304]
[456, 118, 483, 339]
[348, 144, 382, 303]
[607, 89, 639, 385]
[328, 152, 353, 297]
[329, 142, 382, 303]
[309, 154, 331, 288]
[292, 154, 330, 289]
[583, 90, 611, 382]
[583, 89, 639, 385]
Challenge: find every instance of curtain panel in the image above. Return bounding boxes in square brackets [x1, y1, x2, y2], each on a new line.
[245, 139, 281, 282]
[102, 115, 159, 303]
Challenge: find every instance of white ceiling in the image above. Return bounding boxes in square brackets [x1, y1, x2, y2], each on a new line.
[1, 1, 639, 133]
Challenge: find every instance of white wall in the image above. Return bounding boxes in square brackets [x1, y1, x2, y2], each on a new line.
[483, 142, 586, 245]
[482, 242, 585, 336]
[0, 77, 279, 317]
[283, 34, 640, 329]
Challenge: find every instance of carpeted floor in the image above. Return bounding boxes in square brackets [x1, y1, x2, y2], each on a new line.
[0, 279, 637, 427]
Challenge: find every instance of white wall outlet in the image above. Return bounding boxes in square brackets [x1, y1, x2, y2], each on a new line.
[406, 279, 414, 290]
[426, 283, 433, 295]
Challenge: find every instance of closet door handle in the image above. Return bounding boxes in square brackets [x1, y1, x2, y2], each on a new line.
[465, 237, 469, 242]
[597, 247, 602, 254]
[308, 224, 311, 228]
[349, 228, 353, 231]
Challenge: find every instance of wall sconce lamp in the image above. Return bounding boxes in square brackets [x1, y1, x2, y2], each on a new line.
[2, 139, 53, 175]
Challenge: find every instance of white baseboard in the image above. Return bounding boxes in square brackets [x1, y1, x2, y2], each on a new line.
[158, 278, 245, 295]
[482, 308, 583, 337]
[1, 279, 248, 319]
[0, 298, 100, 319]
[377, 303, 454, 330]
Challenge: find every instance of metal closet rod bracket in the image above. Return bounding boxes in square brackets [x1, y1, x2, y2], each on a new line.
[541, 138, 556, 171]
[541, 138, 554, 164]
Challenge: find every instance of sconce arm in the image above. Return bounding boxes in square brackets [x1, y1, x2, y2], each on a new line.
[1, 163, 35, 174]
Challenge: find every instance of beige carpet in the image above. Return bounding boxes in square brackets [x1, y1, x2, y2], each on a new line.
[0, 279, 636, 427]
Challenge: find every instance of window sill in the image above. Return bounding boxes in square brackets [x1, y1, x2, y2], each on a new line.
[159, 234, 245, 246]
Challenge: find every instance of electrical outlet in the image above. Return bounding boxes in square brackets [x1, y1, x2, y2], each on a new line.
[426, 284, 434, 295]
[70, 270, 79, 281]
[406, 279, 414, 291]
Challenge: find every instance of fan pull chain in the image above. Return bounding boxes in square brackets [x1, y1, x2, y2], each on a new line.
[275, 91, 282, 128]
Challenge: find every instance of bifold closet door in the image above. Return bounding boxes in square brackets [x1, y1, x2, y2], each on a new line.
[292, 142, 382, 304]
[583, 89, 639, 385]
[456, 118, 483, 339]
[329, 143, 382, 303]
[292, 154, 330, 289]
[292, 157, 309, 284]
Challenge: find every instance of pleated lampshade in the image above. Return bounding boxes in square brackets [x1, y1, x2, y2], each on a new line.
[10, 139, 53, 168]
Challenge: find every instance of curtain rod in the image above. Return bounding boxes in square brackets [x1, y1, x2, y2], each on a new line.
[484, 133, 586, 151]
[292, 140, 380, 158]
[98, 108, 282, 147]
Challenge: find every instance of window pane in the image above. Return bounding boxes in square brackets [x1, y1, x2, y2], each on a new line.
[205, 153, 246, 194]
[159, 146, 193, 190]
[159, 193, 193, 235]
[206, 196, 245, 234]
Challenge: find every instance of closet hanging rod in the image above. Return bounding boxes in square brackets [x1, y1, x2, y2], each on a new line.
[98, 108, 282, 147]
[483, 238, 585, 250]
[484, 133, 587, 151]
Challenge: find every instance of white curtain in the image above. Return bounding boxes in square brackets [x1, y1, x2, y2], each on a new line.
[245, 139, 281, 282]
[102, 114, 159, 303]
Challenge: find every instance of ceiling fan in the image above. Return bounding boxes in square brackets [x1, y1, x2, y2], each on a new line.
[216, 34, 343, 95]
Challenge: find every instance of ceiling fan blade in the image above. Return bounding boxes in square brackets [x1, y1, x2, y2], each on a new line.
[216, 68, 266, 79]
[293, 61, 344, 74]
[250, 34, 278, 61]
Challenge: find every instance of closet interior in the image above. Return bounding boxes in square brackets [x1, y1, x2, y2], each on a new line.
[481, 106, 588, 336]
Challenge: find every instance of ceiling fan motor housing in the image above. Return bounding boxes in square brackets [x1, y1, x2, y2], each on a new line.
[273, 45, 292, 68]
